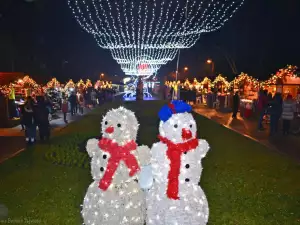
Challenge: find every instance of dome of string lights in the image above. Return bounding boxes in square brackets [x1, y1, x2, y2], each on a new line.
[68, 0, 244, 76]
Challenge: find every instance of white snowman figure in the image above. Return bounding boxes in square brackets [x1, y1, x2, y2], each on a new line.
[82, 106, 150, 225]
[142, 100, 210, 225]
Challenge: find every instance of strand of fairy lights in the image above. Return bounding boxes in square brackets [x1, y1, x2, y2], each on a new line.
[68, 0, 244, 76]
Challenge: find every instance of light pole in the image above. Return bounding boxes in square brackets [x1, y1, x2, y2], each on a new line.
[206, 59, 215, 75]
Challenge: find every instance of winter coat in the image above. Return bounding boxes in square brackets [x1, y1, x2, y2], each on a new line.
[22, 105, 36, 127]
[35, 104, 49, 126]
[257, 94, 268, 111]
[69, 95, 77, 105]
[269, 96, 282, 116]
[282, 101, 296, 120]
[233, 94, 240, 111]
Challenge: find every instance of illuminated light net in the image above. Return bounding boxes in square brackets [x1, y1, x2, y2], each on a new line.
[68, 0, 244, 76]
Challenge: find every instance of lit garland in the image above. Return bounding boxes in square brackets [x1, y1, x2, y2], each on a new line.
[0, 75, 40, 96]
[211, 74, 230, 92]
[83, 107, 150, 225]
[86, 79, 93, 88]
[230, 72, 260, 90]
[68, 0, 244, 76]
[65, 79, 75, 91]
[262, 65, 299, 88]
[142, 101, 210, 225]
[46, 78, 61, 89]
[77, 79, 86, 89]
[95, 80, 113, 89]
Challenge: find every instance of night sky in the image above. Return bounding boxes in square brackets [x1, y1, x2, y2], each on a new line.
[0, 0, 299, 83]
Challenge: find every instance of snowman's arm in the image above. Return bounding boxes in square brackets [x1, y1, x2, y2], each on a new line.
[136, 145, 151, 166]
[197, 139, 210, 158]
[86, 138, 101, 157]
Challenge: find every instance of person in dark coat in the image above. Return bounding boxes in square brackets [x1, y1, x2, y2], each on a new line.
[68, 92, 77, 116]
[232, 91, 240, 118]
[269, 93, 283, 136]
[22, 96, 37, 144]
[35, 96, 50, 141]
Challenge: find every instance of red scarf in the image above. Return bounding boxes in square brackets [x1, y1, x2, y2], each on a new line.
[98, 138, 140, 191]
[158, 135, 199, 200]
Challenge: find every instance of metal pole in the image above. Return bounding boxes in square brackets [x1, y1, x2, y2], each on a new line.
[172, 0, 189, 100]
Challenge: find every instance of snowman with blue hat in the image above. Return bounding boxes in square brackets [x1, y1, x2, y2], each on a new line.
[140, 100, 210, 225]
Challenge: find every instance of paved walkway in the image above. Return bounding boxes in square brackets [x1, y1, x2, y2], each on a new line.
[193, 105, 300, 162]
[0, 110, 90, 163]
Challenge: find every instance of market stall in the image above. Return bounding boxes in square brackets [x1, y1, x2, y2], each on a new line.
[85, 79, 93, 89]
[262, 65, 300, 99]
[211, 74, 230, 109]
[231, 72, 260, 118]
[45, 78, 62, 111]
[64, 79, 76, 97]
[0, 74, 41, 127]
[200, 77, 212, 106]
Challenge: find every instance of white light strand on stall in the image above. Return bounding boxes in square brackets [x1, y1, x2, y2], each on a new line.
[68, 0, 244, 76]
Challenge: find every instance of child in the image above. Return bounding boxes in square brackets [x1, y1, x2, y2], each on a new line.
[61, 98, 69, 123]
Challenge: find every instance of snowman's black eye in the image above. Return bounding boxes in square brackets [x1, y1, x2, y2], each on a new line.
[104, 121, 108, 125]
[117, 123, 121, 128]
[174, 124, 178, 128]
[190, 124, 192, 128]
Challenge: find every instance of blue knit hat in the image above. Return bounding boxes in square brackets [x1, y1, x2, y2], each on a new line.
[158, 100, 192, 122]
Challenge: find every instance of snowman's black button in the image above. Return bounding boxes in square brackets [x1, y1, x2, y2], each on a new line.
[184, 152, 187, 154]
[185, 164, 190, 169]
[100, 167, 104, 172]
[103, 155, 107, 159]
[185, 178, 190, 182]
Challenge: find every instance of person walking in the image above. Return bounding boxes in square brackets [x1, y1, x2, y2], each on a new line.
[35, 96, 50, 141]
[68, 92, 77, 116]
[269, 93, 283, 136]
[232, 91, 240, 118]
[257, 90, 268, 130]
[282, 94, 296, 135]
[78, 92, 84, 114]
[22, 97, 37, 144]
[62, 98, 69, 123]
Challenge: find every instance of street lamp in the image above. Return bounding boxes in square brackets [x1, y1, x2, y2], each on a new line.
[184, 67, 188, 72]
[100, 73, 104, 79]
[206, 59, 215, 75]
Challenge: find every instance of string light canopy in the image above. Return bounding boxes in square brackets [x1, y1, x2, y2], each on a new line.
[68, 0, 244, 76]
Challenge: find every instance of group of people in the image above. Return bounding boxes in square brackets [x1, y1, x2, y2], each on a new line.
[257, 90, 297, 136]
[20, 95, 51, 144]
[232, 90, 298, 136]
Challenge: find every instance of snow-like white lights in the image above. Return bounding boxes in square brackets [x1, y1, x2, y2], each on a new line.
[82, 107, 151, 225]
[144, 110, 211, 225]
[68, 0, 244, 76]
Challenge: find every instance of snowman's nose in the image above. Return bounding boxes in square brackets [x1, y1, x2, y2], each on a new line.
[182, 128, 192, 140]
[105, 126, 114, 134]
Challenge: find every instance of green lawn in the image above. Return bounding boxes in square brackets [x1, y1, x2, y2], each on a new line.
[0, 101, 300, 225]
